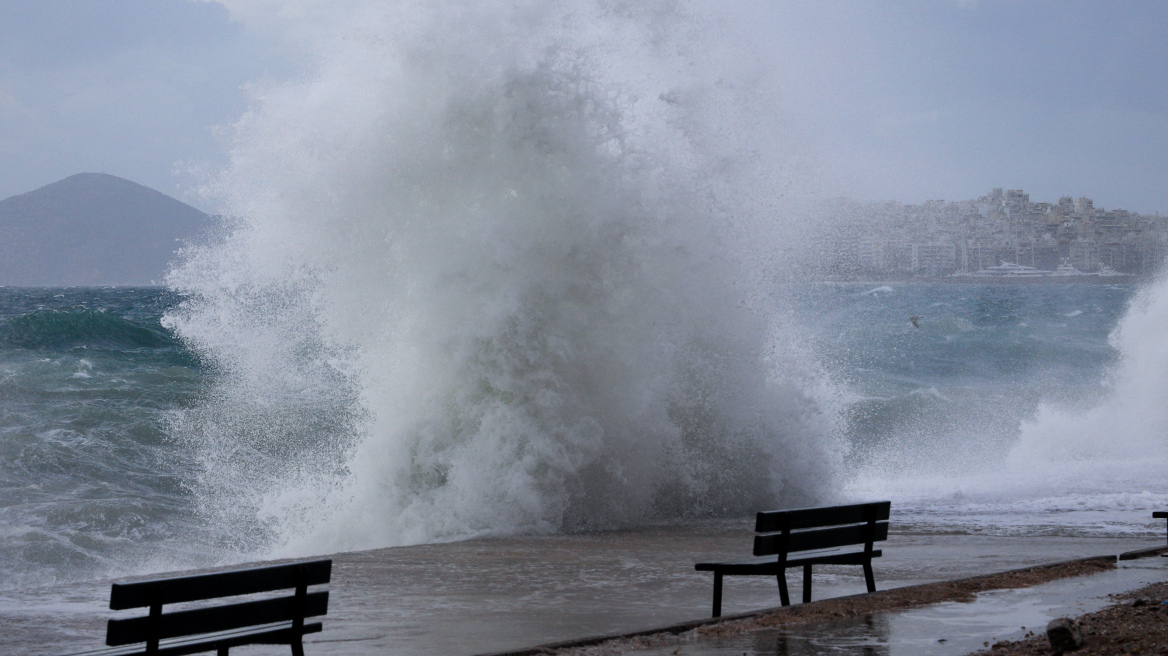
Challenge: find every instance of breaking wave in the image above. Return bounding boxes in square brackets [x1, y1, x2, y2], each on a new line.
[836, 277, 1168, 537]
[164, 1, 842, 558]
[1012, 275, 1168, 464]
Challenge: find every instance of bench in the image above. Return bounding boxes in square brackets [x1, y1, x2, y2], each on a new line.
[695, 501, 890, 617]
[101, 558, 331, 656]
[1156, 511, 1168, 551]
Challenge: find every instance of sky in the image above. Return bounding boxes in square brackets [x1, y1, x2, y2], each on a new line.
[0, 0, 1164, 214]
[750, 0, 1168, 214]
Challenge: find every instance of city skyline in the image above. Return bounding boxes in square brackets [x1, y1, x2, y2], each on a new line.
[815, 187, 1168, 279]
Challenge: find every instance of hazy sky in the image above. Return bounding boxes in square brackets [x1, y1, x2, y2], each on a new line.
[752, 0, 1168, 214]
[0, 0, 1164, 213]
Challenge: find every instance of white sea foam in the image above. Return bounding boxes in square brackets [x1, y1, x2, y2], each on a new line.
[1013, 276, 1168, 464]
[846, 276, 1168, 537]
[165, 1, 842, 558]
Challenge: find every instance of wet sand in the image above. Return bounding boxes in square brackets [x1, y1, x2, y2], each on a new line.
[3, 523, 1163, 656]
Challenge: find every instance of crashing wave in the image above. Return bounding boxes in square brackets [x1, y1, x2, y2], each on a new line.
[164, 0, 841, 558]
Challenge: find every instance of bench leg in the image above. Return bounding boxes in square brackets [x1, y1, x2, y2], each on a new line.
[712, 572, 723, 617]
[217, 647, 228, 656]
[777, 571, 790, 607]
[291, 639, 305, 656]
[863, 560, 876, 593]
[802, 564, 812, 604]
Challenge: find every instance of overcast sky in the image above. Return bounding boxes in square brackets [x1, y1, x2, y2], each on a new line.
[0, 0, 1164, 213]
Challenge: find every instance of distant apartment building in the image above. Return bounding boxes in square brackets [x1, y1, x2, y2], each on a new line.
[859, 240, 914, 273]
[815, 189, 1166, 279]
[911, 243, 956, 274]
[855, 240, 957, 275]
[1068, 239, 1099, 271]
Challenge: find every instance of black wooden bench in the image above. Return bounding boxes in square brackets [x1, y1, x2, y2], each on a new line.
[695, 501, 890, 617]
[1155, 511, 1168, 551]
[100, 558, 331, 656]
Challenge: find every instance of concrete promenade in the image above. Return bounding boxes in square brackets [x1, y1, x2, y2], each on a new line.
[4, 524, 1161, 656]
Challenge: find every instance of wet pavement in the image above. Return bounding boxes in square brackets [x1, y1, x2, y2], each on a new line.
[4, 523, 1165, 656]
[634, 558, 1168, 656]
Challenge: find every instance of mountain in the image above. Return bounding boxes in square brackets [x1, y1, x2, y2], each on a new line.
[0, 173, 211, 286]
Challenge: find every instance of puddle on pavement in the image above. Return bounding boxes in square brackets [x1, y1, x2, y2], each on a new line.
[640, 558, 1168, 656]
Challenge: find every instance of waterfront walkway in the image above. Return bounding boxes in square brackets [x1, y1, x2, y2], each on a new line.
[3, 524, 1162, 656]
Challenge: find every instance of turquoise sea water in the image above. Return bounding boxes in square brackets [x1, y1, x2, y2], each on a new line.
[791, 283, 1131, 467]
[791, 282, 1168, 539]
[0, 283, 1150, 589]
[0, 288, 206, 588]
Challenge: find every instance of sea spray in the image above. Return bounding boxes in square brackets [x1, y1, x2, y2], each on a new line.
[165, 1, 842, 558]
[984, 275, 1168, 531]
[828, 280, 1168, 537]
[1012, 275, 1168, 463]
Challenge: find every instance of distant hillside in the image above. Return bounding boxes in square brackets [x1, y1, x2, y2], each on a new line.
[0, 173, 210, 286]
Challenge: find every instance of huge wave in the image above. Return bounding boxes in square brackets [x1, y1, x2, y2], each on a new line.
[164, 1, 841, 558]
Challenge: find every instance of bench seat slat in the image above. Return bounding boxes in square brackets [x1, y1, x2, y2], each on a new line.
[753, 521, 888, 556]
[106, 591, 328, 646]
[110, 560, 331, 610]
[110, 623, 322, 656]
[696, 549, 883, 574]
[755, 501, 891, 533]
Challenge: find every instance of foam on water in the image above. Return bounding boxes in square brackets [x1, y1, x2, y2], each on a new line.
[0, 289, 205, 589]
[1014, 277, 1168, 463]
[165, 1, 840, 558]
[840, 280, 1168, 537]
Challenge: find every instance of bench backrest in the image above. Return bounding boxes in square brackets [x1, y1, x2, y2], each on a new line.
[752, 501, 890, 558]
[106, 559, 331, 649]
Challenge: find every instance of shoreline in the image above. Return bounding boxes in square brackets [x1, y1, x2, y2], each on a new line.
[481, 546, 1168, 656]
[5, 531, 1165, 656]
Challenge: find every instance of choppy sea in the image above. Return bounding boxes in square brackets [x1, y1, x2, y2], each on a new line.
[1, 282, 1162, 592]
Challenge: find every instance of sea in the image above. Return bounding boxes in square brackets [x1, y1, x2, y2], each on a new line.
[2, 280, 1165, 594]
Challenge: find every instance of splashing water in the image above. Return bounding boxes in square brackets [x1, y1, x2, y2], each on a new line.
[164, 1, 841, 559]
[835, 279, 1168, 537]
[1013, 277, 1168, 463]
